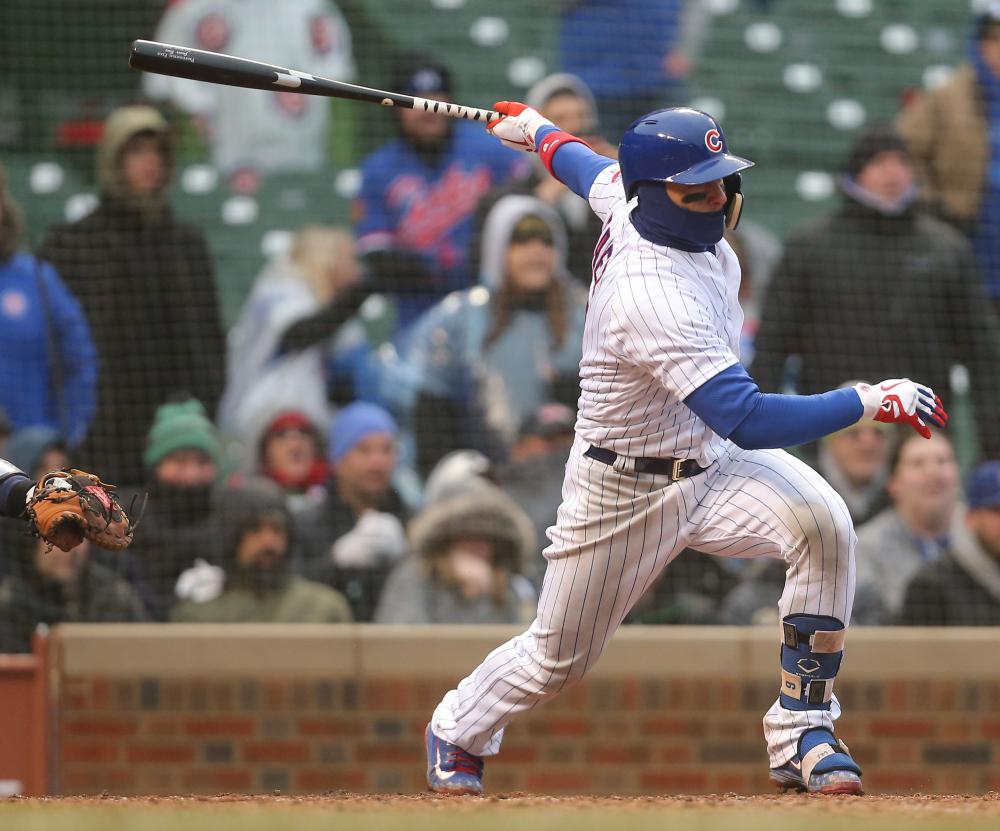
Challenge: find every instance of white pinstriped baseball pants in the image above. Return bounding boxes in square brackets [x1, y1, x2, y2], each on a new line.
[431, 435, 856, 769]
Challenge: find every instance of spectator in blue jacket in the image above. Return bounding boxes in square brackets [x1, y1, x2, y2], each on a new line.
[0, 164, 97, 447]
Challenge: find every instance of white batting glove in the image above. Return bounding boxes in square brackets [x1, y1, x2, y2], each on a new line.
[486, 101, 554, 152]
[853, 379, 949, 439]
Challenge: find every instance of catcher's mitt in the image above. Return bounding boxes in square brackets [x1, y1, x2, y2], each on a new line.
[25, 469, 135, 552]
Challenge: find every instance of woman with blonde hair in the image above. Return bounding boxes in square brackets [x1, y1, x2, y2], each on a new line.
[219, 224, 364, 448]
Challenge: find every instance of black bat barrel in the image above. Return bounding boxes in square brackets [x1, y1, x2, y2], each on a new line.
[129, 40, 415, 107]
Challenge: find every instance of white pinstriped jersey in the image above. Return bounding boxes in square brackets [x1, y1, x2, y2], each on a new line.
[575, 163, 744, 465]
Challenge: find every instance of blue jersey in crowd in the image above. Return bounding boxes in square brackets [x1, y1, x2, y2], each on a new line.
[559, 0, 682, 98]
[355, 121, 528, 328]
[0, 252, 98, 445]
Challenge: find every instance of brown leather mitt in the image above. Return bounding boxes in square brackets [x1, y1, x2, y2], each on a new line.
[25, 469, 135, 552]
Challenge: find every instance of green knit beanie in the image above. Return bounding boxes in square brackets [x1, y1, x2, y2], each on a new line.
[143, 399, 222, 469]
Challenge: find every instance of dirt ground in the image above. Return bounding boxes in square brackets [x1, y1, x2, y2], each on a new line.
[4, 792, 1000, 831]
[17, 792, 1000, 810]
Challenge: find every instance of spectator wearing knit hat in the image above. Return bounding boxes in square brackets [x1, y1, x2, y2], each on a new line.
[231, 410, 330, 516]
[172, 479, 351, 624]
[122, 399, 223, 620]
[295, 402, 408, 621]
[753, 124, 1000, 458]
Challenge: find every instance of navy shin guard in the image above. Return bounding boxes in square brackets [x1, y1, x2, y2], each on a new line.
[779, 613, 846, 711]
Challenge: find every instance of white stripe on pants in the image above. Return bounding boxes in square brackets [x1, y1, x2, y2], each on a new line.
[431, 436, 856, 768]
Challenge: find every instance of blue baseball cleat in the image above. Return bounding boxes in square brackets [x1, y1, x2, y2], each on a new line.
[770, 728, 863, 795]
[425, 723, 485, 796]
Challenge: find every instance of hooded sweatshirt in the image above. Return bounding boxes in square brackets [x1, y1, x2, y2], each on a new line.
[39, 106, 226, 486]
[471, 73, 606, 287]
[397, 195, 587, 447]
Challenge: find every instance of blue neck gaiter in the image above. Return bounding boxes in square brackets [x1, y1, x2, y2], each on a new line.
[629, 181, 725, 253]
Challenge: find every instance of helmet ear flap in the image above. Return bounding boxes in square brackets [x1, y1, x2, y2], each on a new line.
[723, 173, 744, 230]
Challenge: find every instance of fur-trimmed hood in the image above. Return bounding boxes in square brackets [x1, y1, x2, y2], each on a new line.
[408, 478, 535, 572]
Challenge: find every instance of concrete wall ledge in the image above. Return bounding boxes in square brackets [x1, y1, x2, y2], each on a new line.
[52, 624, 1000, 679]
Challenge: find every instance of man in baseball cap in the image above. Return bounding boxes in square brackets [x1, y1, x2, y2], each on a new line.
[353, 52, 528, 332]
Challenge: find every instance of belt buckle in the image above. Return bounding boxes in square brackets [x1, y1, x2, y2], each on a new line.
[671, 459, 684, 481]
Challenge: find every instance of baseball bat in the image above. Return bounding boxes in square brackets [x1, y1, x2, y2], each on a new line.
[129, 40, 497, 123]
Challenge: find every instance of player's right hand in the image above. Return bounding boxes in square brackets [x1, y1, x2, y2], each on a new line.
[486, 101, 553, 152]
[854, 379, 949, 439]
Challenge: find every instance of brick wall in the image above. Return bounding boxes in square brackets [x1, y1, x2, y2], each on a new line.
[48, 625, 1000, 796]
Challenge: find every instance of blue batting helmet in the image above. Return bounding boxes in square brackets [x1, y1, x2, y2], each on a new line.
[618, 108, 754, 200]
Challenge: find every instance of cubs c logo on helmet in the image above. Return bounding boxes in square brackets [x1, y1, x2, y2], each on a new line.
[705, 129, 723, 152]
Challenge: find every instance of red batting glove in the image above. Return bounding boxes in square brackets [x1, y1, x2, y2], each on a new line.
[854, 379, 949, 439]
[486, 101, 553, 152]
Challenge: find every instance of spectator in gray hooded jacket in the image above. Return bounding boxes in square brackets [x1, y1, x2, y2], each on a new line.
[391, 196, 586, 477]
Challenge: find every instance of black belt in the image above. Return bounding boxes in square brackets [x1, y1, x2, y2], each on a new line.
[584, 445, 707, 480]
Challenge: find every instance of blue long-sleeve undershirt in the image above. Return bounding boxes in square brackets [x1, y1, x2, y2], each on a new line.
[685, 364, 864, 450]
[536, 124, 615, 200]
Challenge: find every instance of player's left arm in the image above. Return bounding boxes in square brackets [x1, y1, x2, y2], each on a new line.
[685, 364, 948, 450]
[0, 459, 33, 521]
[486, 102, 615, 200]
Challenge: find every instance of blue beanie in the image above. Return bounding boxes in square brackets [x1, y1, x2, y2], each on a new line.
[328, 402, 397, 462]
[967, 461, 1000, 509]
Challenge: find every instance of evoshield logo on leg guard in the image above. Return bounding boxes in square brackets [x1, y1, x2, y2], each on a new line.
[796, 658, 822, 675]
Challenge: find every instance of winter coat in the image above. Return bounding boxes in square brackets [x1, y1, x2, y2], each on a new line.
[899, 519, 1000, 625]
[296, 483, 408, 622]
[374, 479, 536, 625]
[752, 196, 1000, 457]
[171, 574, 352, 623]
[38, 107, 225, 486]
[0, 560, 147, 653]
[119, 484, 218, 621]
[0, 252, 97, 445]
[219, 255, 336, 444]
[853, 506, 968, 624]
[897, 65, 988, 226]
[391, 196, 586, 470]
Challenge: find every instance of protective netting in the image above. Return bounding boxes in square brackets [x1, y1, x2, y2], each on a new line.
[1, 0, 998, 637]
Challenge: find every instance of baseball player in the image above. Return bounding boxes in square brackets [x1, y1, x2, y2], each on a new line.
[0, 458, 134, 554]
[424, 103, 949, 797]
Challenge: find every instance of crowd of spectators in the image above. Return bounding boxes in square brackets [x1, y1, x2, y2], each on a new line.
[3, 5, 1000, 648]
